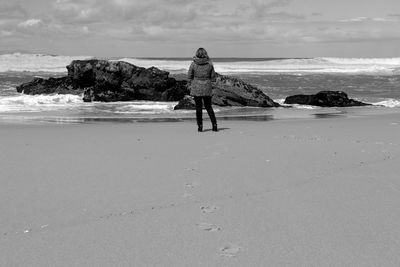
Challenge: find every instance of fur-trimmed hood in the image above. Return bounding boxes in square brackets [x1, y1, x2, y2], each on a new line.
[193, 57, 210, 65]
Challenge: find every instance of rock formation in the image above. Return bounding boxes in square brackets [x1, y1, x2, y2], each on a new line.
[284, 91, 370, 107]
[68, 60, 188, 102]
[16, 76, 77, 95]
[212, 74, 279, 107]
[174, 74, 279, 109]
[17, 59, 279, 108]
[17, 60, 187, 102]
[173, 95, 196, 110]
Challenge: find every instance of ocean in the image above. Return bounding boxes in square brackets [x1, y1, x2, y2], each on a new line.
[1, 53, 400, 123]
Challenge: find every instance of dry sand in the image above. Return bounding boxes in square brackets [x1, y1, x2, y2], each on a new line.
[1, 113, 400, 266]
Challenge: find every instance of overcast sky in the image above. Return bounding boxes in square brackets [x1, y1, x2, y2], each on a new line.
[1, 0, 400, 57]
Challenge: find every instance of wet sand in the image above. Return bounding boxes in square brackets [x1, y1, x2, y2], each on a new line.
[1, 113, 400, 266]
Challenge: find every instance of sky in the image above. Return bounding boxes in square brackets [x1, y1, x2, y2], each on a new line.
[1, 0, 400, 57]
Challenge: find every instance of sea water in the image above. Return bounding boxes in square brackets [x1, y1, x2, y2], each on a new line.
[1, 53, 400, 123]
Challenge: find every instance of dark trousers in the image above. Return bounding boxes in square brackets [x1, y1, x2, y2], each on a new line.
[194, 96, 217, 126]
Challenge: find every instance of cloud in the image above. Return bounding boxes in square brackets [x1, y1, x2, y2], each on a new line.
[385, 14, 400, 21]
[81, 26, 89, 33]
[1, 0, 303, 43]
[42, 0, 398, 45]
[51, 0, 103, 24]
[0, 2, 27, 19]
[235, 0, 298, 19]
[40, 0, 216, 40]
[2, 0, 400, 56]
[18, 19, 42, 27]
[0, 2, 29, 32]
[50, 0, 201, 25]
[298, 21, 400, 43]
[340, 17, 370, 22]
[1, 30, 13, 36]
[340, 16, 395, 22]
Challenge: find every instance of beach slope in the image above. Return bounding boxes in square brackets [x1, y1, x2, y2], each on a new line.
[1, 115, 400, 266]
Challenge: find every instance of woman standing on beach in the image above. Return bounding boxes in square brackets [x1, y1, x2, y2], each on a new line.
[188, 48, 218, 132]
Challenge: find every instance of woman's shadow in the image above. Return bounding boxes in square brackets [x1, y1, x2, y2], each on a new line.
[202, 127, 230, 132]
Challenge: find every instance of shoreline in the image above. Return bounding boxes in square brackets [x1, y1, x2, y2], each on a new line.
[1, 104, 399, 125]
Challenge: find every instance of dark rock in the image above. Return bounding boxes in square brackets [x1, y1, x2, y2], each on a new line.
[212, 74, 279, 107]
[284, 91, 370, 107]
[162, 80, 188, 101]
[18, 59, 188, 102]
[68, 60, 188, 102]
[174, 95, 196, 110]
[16, 76, 80, 95]
[174, 74, 279, 109]
[284, 94, 313, 105]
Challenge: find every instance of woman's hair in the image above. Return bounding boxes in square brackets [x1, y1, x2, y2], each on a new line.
[195, 48, 209, 58]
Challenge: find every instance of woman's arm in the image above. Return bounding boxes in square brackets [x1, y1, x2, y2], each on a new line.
[210, 65, 216, 81]
[188, 62, 195, 80]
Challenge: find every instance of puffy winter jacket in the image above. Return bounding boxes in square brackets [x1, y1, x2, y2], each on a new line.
[187, 57, 216, 96]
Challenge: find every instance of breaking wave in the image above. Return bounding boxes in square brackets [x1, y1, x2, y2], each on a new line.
[0, 94, 83, 112]
[0, 53, 91, 73]
[372, 99, 400, 108]
[275, 98, 400, 109]
[118, 57, 400, 75]
[0, 94, 180, 114]
[1, 53, 400, 75]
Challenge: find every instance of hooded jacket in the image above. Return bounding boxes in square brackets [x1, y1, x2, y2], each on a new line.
[187, 57, 216, 97]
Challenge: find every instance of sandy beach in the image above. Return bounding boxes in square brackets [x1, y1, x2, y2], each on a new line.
[1, 113, 400, 266]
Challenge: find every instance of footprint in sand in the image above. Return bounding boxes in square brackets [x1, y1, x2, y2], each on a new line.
[198, 223, 221, 232]
[183, 183, 197, 198]
[201, 205, 219, 214]
[183, 192, 194, 198]
[219, 243, 242, 257]
[185, 182, 197, 189]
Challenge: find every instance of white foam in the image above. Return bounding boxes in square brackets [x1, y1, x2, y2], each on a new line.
[275, 98, 321, 109]
[289, 104, 320, 109]
[275, 99, 286, 105]
[117, 57, 400, 75]
[279, 98, 400, 109]
[0, 94, 83, 112]
[110, 101, 177, 114]
[0, 53, 91, 73]
[116, 58, 191, 74]
[214, 58, 400, 75]
[372, 99, 400, 108]
[320, 57, 400, 65]
[0, 94, 183, 114]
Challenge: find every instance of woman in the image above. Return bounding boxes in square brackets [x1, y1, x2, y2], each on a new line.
[187, 48, 218, 132]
